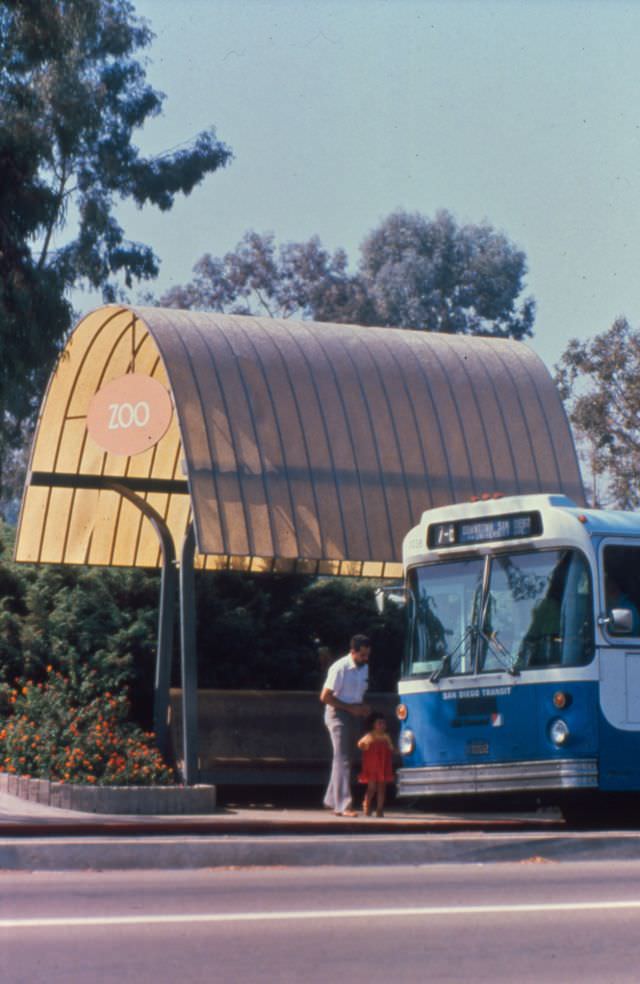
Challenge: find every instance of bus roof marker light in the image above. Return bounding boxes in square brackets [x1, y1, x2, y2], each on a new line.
[578, 514, 588, 524]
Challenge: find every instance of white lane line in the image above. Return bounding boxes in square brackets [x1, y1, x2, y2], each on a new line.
[2, 900, 640, 929]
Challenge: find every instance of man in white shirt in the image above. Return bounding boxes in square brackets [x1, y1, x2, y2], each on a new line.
[320, 634, 371, 816]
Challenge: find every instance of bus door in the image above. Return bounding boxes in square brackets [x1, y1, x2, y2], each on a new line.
[598, 541, 640, 790]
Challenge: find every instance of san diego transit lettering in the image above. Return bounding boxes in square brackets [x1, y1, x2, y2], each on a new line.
[441, 687, 512, 700]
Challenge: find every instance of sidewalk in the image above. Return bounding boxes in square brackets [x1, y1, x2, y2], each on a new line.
[0, 788, 564, 834]
[1, 790, 639, 870]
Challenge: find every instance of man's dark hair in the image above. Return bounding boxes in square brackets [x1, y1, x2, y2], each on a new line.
[350, 634, 371, 652]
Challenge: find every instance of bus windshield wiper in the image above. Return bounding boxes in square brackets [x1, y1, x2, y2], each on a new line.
[430, 626, 473, 682]
[478, 627, 520, 676]
[430, 625, 519, 682]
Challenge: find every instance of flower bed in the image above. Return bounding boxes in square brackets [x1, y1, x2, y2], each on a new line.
[0, 668, 174, 786]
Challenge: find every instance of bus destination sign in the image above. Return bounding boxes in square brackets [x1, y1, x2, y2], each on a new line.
[427, 511, 542, 549]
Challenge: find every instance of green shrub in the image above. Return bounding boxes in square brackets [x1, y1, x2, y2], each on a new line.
[0, 520, 405, 713]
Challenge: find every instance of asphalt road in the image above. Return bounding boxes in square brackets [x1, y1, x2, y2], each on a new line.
[1, 861, 640, 983]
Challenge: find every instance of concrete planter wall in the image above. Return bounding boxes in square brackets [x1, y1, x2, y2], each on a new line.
[0, 771, 216, 814]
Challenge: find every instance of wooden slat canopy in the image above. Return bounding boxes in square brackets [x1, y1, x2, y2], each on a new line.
[15, 305, 585, 575]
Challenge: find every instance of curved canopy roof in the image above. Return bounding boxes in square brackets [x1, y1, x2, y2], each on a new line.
[15, 305, 585, 577]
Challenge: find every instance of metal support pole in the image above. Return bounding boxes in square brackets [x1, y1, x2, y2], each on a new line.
[179, 521, 199, 785]
[108, 483, 176, 756]
[153, 552, 177, 754]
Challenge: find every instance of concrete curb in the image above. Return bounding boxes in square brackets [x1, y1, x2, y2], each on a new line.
[0, 772, 216, 814]
[2, 831, 640, 870]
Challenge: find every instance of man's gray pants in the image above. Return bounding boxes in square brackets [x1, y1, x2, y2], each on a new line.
[323, 707, 357, 813]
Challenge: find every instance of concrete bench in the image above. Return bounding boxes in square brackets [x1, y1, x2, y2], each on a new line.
[169, 689, 398, 785]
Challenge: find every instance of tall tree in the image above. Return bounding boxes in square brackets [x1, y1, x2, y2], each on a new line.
[162, 210, 535, 340]
[556, 318, 640, 508]
[358, 209, 535, 338]
[161, 230, 374, 324]
[0, 0, 231, 509]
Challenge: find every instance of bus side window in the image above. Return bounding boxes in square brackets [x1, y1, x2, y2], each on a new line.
[603, 546, 640, 636]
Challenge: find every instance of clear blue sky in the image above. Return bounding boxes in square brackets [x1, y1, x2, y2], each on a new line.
[107, 0, 640, 371]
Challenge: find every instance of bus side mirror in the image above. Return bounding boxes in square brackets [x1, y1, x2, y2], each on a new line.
[608, 608, 634, 635]
[374, 586, 407, 615]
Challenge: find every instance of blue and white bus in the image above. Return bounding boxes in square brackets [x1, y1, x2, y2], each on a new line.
[395, 493, 640, 807]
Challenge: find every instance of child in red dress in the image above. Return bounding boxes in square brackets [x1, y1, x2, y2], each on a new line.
[357, 712, 395, 817]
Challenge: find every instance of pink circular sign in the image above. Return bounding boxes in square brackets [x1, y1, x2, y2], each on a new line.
[87, 374, 173, 456]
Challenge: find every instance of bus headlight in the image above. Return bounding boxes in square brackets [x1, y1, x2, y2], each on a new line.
[549, 718, 570, 746]
[399, 729, 415, 755]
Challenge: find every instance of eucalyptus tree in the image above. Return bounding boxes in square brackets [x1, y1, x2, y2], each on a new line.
[556, 318, 640, 509]
[358, 209, 535, 339]
[164, 210, 535, 340]
[161, 230, 375, 324]
[0, 0, 231, 509]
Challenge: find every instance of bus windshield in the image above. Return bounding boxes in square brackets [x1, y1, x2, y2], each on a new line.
[404, 558, 485, 677]
[405, 548, 594, 677]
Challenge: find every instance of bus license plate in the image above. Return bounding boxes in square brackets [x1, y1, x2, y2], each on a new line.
[467, 741, 489, 755]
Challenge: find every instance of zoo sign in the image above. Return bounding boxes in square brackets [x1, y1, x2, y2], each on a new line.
[87, 374, 173, 456]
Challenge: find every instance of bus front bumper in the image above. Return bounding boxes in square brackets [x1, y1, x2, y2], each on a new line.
[396, 758, 598, 797]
